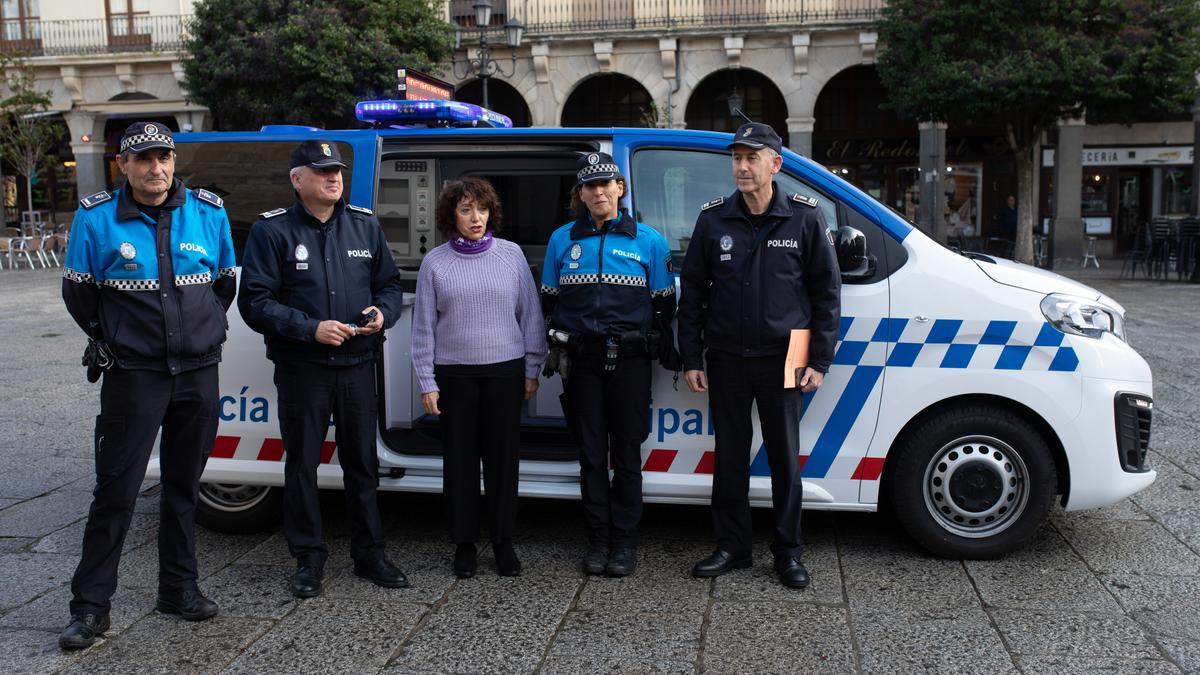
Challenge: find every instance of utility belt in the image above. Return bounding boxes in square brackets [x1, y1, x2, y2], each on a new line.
[544, 329, 656, 377]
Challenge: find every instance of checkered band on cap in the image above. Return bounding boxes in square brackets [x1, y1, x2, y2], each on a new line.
[120, 131, 175, 153]
[577, 162, 620, 181]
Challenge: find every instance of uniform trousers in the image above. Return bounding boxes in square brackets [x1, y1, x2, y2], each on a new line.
[434, 359, 524, 545]
[563, 354, 651, 549]
[70, 365, 218, 616]
[274, 360, 385, 569]
[706, 351, 804, 560]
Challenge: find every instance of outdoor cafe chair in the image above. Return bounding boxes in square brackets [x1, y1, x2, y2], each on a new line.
[1120, 222, 1153, 280]
[1149, 218, 1177, 280]
[1179, 217, 1200, 282]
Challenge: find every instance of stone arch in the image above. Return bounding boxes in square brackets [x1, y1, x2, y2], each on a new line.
[454, 78, 533, 127]
[561, 73, 655, 127]
[108, 91, 158, 101]
[683, 68, 789, 145]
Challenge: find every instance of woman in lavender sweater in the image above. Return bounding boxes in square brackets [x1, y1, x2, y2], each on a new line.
[411, 177, 547, 578]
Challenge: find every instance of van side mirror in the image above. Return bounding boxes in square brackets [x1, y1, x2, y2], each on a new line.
[836, 226, 876, 280]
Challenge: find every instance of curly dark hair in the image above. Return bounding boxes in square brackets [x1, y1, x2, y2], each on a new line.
[435, 176, 503, 238]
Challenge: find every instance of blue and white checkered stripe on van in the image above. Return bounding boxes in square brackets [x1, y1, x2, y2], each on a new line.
[753, 317, 1079, 481]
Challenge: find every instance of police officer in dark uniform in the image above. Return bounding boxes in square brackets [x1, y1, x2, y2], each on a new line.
[60, 122, 236, 649]
[677, 122, 841, 588]
[541, 152, 676, 577]
[238, 140, 407, 598]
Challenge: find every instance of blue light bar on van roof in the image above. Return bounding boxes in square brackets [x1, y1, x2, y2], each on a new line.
[355, 99, 513, 128]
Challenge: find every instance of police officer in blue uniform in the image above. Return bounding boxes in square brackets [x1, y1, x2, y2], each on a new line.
[541, 152, 676, 577]
[677, 122, 841, 588]
[238, 140, 406, 598]
[60, 122, 236, 649]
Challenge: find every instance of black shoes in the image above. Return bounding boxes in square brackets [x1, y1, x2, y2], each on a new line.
[582, 545, 608, 575]
[454, 543, 477, 579]
[691, 549, 753, 578]
[606, 548, 637, 577]
[59, 613, 110, 650]
[155, 588, 219, 621]
[353, 556, 410, 588]
[775, 557, 811, 588]
[494, 541, 521, 577]
[290, 565, 323, 598]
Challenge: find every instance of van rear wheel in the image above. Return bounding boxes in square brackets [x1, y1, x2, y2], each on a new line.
[196, 483, 281, 533]
[888, 406, 1057, 559]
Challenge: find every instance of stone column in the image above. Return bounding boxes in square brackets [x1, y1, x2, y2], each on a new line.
[64, 111, 108, 199]
[173, 110, 212, 133]
[918, 121, 947, 242]
[1052, 115, 1086, 266]
[785, 116, 815, 158]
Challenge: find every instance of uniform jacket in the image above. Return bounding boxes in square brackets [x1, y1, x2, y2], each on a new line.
[237, 199, 403, 366]
[540, 210, 676, 338]
[62, 180, 236, 373]
[677, 183, 841, 372]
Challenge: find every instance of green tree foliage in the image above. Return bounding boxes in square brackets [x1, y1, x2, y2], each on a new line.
[0, 53, 64, 221]
[876, 0, 1200, 262]
[182, 0, 453, 130]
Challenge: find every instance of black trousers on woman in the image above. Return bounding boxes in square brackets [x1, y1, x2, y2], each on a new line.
[435, 359, 524, 545]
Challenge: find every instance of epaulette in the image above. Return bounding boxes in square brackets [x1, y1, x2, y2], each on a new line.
[259, 208, 287, 219]
[193, 188, 224, 208]
[347, 204, 373, 215]
[79, 191, 112, 209]
[791, 193, 819, 208]
[700, 196, 724, 211]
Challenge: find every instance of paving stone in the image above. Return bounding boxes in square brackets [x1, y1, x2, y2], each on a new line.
[387, 575, 578, 673]
[548, 608, 701, 665]
[1131, 453, 1200, 515]
[1014, 655, 1182, 674]
[0, 489, 93, 537]
[116, 528, 269, 589]
[852, 606, 1014, 673]
[66, 613, 273, 674]
[201, 563, 299, 620]
[1054, 516, 1200, 576]
[0, 536, 33, 553]
[32, 512, 158, 555]
[0, 553, 80, 611]
[1158, 636, 1200, 674]
[703, 602, 855, 673]
[0, 628, 92, 673]
[0, 584, 155, 633]
[839, 535, 978, 611]
[965, 528, 1121, 612]
[711, 529, 842, 606]
[539, 656, 694, 674]
[0, 458, 93, 500]
[991, 609, 1160, 659]
[0, 498, 18, 511]
[1103, 574, 1200, 640]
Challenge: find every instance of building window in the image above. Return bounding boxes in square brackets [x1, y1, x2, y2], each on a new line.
[1, 0, 41, 50]
[1162, 167, 1193, 216]
[106, 0, 150, 47]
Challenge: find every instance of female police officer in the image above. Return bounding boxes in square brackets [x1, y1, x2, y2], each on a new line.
[540, 152, 676, 577]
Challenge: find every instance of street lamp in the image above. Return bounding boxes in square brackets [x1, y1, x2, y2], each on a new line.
[452, 0, 524, 112]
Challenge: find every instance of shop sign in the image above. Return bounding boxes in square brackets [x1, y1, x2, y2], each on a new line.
[815, 136, 1007, 162]
[1042, 146, 1194, 167]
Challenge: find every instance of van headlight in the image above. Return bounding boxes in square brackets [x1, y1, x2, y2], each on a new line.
[1040, 294, 1125, 341]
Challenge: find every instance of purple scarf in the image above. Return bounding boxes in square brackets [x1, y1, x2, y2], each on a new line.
[450, 231, 493, 254]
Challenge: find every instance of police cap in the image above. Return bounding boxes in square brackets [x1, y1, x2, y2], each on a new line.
[576, 151, 621, 185]
[120, 121, 175, 154]
[726, 122, 782, 155]
[289, 140, 348, 170]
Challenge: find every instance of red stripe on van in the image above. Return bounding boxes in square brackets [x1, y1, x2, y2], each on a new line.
[257, 438, 285, 461]
[643, 449, 677, 472]
[211, 435, 239, 459]
[694, 451, 716, 474]
[851, 457, 885, 480]
[796, 454, 809, 472]
[319, 441, 337, 464]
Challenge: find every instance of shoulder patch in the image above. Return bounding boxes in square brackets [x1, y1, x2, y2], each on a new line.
[346, 204, 373, 215]
[700, 196, 724, 211]
[791, 193, 819, 208]
[259, 208, 287, 219]
[192, 188, 224, 208]
[79, 191, 112, 209]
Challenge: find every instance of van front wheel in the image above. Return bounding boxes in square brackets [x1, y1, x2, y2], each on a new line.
[196, 483, 281, 534]
[888, 407, 1057, 559]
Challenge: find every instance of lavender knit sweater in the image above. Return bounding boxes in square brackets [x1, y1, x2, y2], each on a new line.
[411, 238, 548, 393]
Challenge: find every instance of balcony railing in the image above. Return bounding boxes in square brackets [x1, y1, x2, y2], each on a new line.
[449, 0, 883, 35]
[0, 15, 190, 57]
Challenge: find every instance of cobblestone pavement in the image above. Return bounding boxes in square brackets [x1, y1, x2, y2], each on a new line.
[0, 264, 1197, 674]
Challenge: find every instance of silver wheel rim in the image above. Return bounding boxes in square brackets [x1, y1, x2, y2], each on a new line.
[199, 483, 271, 513]
[921, 435, 1029, 539]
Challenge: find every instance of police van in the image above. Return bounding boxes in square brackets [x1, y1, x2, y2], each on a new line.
[156, 99, 1155, 559]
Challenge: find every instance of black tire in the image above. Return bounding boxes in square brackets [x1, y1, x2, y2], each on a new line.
[196, 483, 282, 534]
[888, 406, 1057, 559]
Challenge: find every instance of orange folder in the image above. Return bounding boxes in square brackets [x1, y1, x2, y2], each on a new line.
[783, 329, 811, 389]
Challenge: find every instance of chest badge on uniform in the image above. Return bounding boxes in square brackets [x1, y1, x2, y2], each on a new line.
[119, 242, 136, 260]
[719, 235, 733, 252]
[569, 243, 583, 260]
[295, 244, 309, 261]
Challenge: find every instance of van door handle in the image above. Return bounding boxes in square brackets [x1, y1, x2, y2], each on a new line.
[914, 315, 930, 323]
